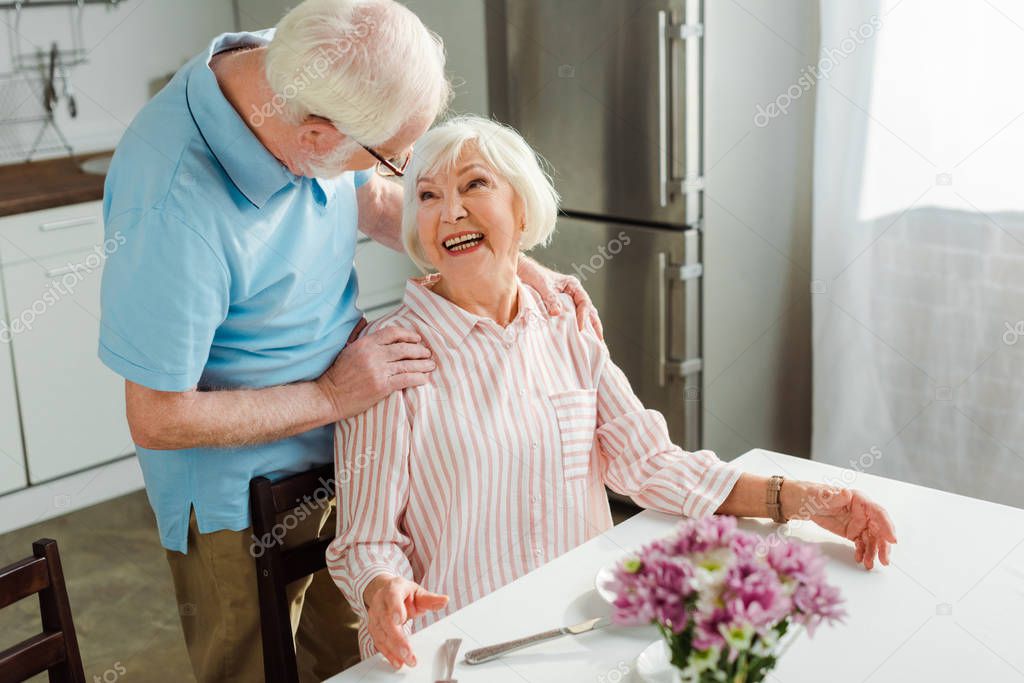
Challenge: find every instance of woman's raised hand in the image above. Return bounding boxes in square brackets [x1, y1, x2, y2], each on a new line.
[362, 574, 449, 669]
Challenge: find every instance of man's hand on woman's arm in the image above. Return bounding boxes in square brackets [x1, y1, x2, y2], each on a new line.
[125, 325, 434, 450]
[362, 574, 448, 670]
[715, 473, 897, 571]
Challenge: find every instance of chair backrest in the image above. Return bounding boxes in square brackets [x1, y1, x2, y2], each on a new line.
[0, 539, 85, 683]
[250, 463, 335, 683]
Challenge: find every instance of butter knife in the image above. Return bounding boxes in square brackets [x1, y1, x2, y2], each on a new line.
[435, 637, 461, 683]
[463, 617, 609, 664]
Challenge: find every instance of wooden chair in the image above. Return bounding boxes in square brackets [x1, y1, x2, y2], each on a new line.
[0, 539, 85, 683]
[250, 463, 336, 683]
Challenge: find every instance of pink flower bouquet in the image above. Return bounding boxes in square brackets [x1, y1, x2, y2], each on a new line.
[610, 516, 845, 682]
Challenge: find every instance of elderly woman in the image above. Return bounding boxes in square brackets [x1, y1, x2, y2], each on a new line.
[326, 116, 898, 669]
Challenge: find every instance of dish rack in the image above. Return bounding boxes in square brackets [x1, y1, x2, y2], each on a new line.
[0, 70, 73, 162]
[0, 0, 123, 163]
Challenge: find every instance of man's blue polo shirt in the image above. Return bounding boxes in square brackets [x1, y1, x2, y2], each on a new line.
[99, 29, 373, 553]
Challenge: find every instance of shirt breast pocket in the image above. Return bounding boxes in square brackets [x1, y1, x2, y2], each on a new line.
[549, 389, 598, 481]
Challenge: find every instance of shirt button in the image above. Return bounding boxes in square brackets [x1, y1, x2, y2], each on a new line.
[533, 548, 543, 558]
[519, 388, 527, 396]
[531, 442, 538, 450]
[531, 494, 539, 503]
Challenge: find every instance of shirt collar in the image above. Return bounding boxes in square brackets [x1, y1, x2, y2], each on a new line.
[185, 30, 298, 209]
[313, 176, 337, 205]
[403, 273, 545, 347]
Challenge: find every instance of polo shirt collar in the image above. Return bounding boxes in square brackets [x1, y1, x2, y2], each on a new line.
[186, 30, 297, 209]
[403, 273, 544, 347]
[313, 177, 337, 205]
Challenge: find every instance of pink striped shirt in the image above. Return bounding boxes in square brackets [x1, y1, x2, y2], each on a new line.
[326, 274, 741, 659]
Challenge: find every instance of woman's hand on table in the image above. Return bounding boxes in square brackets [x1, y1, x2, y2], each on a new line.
[783, 481, 898, 570]
[517, 256, 603, 339]
[363, 574, 449, 669]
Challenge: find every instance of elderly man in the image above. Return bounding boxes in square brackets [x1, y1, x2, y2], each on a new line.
[98, 0, 595, 680]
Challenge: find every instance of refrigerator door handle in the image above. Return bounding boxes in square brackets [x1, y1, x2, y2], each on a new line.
[658, 252, 704, 386]
[658, 8, 705, 210]
[657, 252, 668, 383]
[658, 10, 670, 208]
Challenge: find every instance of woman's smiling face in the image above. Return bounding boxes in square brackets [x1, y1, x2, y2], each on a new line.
[415, 144, 524, 281]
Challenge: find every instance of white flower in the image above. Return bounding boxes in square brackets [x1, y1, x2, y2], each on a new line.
[719, 622, 754, 652]
[690, 548, 732, 595]
[694, 584, 725, 615]
[686, 646, 721, 675]
[694, 548, 733, 575]
[678, 665, 700, 683]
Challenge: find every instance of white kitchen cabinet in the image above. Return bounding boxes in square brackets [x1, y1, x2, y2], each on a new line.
[0, 277, 27, 495]
[0, 201, 105, 267]
[2, 243, 133, 483]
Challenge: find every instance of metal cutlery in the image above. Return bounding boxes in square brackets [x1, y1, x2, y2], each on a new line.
[435, 637, 461, 683]
[45, 43, 59, 114]
[463, 617, 609, 665]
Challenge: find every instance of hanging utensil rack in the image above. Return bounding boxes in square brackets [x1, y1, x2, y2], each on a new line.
[0, 0, 123, 162]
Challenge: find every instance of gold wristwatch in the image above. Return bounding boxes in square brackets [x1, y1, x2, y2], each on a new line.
[766, 475, 787, 523]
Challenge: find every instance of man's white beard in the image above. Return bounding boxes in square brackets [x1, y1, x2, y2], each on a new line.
[303, 141, 356, 179]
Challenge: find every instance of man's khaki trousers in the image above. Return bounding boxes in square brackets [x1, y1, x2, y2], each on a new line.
[165, 501, 360, 682]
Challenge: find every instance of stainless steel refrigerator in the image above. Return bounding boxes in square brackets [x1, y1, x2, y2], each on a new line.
[486, 0, 705, 450]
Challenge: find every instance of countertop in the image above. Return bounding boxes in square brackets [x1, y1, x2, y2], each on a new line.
[0, 151, 111, 218]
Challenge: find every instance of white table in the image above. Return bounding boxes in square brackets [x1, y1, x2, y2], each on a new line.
[325, 449, 1024, 682]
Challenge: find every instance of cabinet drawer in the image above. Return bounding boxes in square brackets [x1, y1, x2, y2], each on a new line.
[354, 239, 419, 311]
[2, 249, 133, 483]
[0, 201, 105, 266]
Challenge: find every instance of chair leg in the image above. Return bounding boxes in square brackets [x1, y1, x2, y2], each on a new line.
[251, 477, 301, 683]
[34, 540, 85, 683]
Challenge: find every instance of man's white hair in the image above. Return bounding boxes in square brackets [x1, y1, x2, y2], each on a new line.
[265, 0, 451, 147]
[401, 115, 560, 271]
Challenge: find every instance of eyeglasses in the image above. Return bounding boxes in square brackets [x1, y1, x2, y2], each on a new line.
[361, 144, 411, 178]
[306, 113, 411, 178]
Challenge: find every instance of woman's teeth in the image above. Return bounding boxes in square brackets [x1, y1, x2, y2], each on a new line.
[443, 232, 484, 252]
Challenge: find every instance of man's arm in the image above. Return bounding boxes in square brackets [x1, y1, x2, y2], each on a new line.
[125, 325, 435, 450]
[126, 380, 333, 450]
[356, 174, 405, 252]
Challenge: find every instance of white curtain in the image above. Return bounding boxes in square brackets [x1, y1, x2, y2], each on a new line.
[813, 0, 1024, 508]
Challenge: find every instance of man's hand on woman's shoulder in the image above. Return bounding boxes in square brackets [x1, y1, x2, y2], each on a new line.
[316, 323, 435, 421]
[517, 256, 604, 339]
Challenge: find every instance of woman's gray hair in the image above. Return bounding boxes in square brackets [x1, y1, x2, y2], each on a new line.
[265, 0, 451, 146]
[401, 115, 560, 271]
